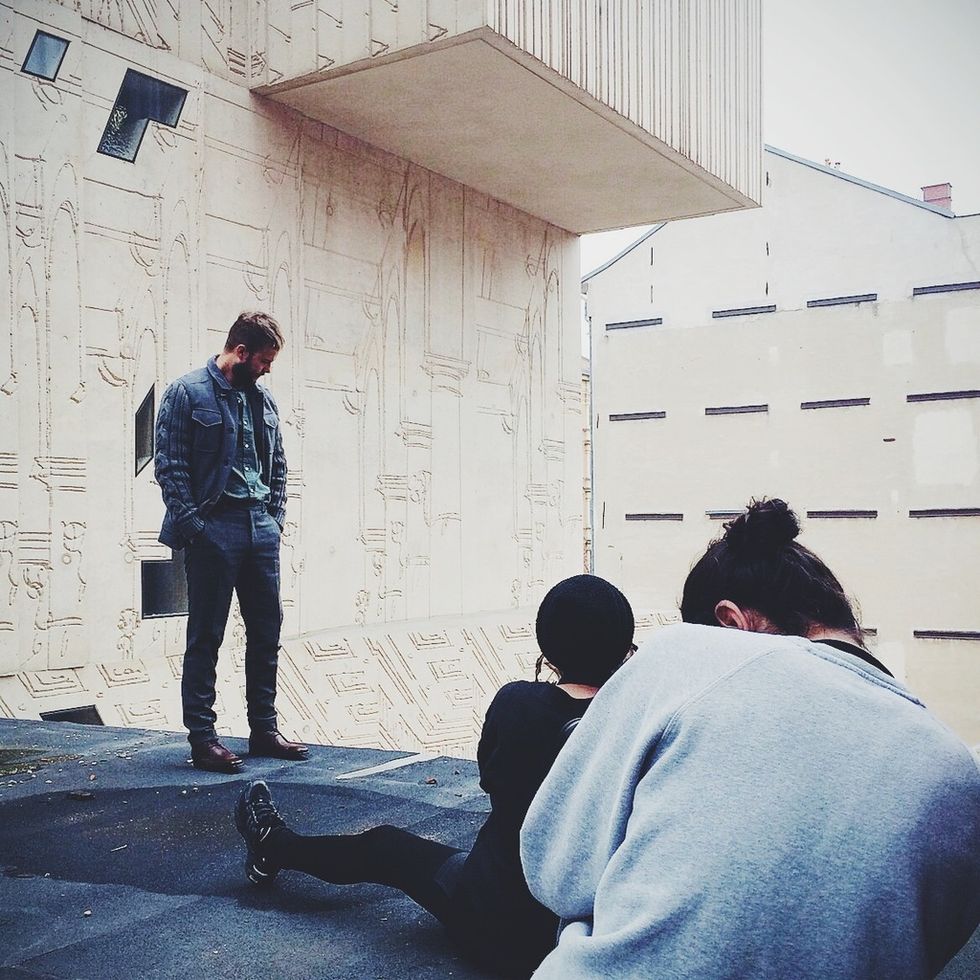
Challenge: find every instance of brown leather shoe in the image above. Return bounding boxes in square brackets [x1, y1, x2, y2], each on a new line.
[191, 740, 244, 774]
[248, 730, 309, 761]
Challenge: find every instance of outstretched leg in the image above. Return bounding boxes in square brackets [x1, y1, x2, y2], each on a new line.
[269, 824, 462, 924]
[235, 781, 463, 924]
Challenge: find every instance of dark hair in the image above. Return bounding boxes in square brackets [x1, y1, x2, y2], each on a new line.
[535, 574, 635, 686]
[680, 498, 862, 641]
[224, 311, 284, 354]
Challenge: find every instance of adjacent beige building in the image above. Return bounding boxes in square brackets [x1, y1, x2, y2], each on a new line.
[0, 0, 761, 755]
[585, 146, 980, 744]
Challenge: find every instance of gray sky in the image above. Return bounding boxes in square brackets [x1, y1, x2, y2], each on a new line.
[581, 0, 980, 275]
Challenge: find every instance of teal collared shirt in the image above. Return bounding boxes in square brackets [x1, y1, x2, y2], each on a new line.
[224, 388, 271, 502]
[205, 358, 270, 503]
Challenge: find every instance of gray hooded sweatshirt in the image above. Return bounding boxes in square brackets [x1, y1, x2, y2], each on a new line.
[521, 624, 980, 979]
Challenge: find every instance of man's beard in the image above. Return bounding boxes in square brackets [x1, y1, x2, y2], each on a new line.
[231, 360, 257, 388]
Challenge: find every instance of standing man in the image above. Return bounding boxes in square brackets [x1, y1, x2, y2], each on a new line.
[155, 311, 308, 773]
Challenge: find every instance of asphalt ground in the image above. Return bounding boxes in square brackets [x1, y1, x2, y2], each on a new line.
[0, 718, 496, 980]
[0, 718, 976, 979]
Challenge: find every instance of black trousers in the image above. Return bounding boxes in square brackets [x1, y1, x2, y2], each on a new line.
[265, 825, 463, 924]
[263, 826, 540, 977]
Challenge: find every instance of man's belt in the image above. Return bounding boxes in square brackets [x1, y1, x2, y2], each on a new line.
[212, 495, 268, 511]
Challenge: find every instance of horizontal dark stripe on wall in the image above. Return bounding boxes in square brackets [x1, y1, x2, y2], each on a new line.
[705, 404, 769, 416]
[806, 510, 878, 519]
[801, 396, 870, 410]
[606, 317, 663, 330]
[712, 304, 776, 319]
[625, 512, 684, 522]
[862, 627, 878, 637]
[907, 390, 980, 403]
[912, 281, 980, 296]
[909, 508, 980, 518]
[706, 510, 745, 520]
[609, 411, 666, 422]
[913, 630, 980, 641]
[806, 293, 877, 308]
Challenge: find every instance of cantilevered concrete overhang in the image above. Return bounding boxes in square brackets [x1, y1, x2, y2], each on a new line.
[254, 29, 758, 235]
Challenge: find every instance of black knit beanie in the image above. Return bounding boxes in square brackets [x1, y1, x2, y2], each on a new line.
[535, 574, 635, 686]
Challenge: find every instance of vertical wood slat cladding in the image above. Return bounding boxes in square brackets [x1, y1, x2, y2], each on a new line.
[487, 0, 762, 204]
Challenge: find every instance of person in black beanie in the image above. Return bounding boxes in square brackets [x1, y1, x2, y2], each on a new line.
[534, 573, 637, 686]
[234, 574, 635, 978]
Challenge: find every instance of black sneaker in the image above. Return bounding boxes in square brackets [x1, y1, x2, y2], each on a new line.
[235, 780, 285, 886]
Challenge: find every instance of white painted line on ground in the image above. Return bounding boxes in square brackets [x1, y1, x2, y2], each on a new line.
[335, 751, 438, 781]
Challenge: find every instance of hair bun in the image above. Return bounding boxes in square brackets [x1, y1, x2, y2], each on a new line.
[723, 498, 800, 554]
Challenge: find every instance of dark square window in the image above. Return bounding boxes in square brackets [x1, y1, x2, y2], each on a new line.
[142, 557, 188, 618]
[135, 385, 154, 476]
[22, 30, 69, 81]
[98, 68, 187, 162]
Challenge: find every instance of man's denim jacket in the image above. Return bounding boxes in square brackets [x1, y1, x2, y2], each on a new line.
[154, 358, 287, 549]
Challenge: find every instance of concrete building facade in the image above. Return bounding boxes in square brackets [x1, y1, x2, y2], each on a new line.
[0, 0, 761, 755]
[585, 146, 980, 744]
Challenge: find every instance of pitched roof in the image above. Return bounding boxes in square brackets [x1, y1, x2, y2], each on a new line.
[764, 145, 954, 217]
[581, 223, 665, 284]
[582, 146, 959, 284]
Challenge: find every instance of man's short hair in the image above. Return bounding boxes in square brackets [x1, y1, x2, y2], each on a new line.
[224, 311, 285, 354]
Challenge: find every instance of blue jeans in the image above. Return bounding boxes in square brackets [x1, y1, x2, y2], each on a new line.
[182, 500, 282, 747]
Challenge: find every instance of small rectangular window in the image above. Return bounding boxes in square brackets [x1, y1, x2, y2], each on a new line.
[913, 630, 980, 641]
[806, 293, 877, 308]
[711, 305, 776, 319]
[801, 397, 870, 410]
[609, 411, 666, 422]
[906, 390, 980, 404]
[912, 281, 980, 297]
[135, 385, 154, 476]
[908, 508, 980, 518]
[22, 30, 69, 81]
[98, 68, 187, 162]
[806, 510, 878, 519]
[606, 317, 662, 331]
[142, 557, 189, 618]
[704, 404, 769, 416]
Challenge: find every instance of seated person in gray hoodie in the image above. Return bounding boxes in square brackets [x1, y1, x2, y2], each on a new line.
[234, 574, 635, 977]
[521, 498, 980, 980]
